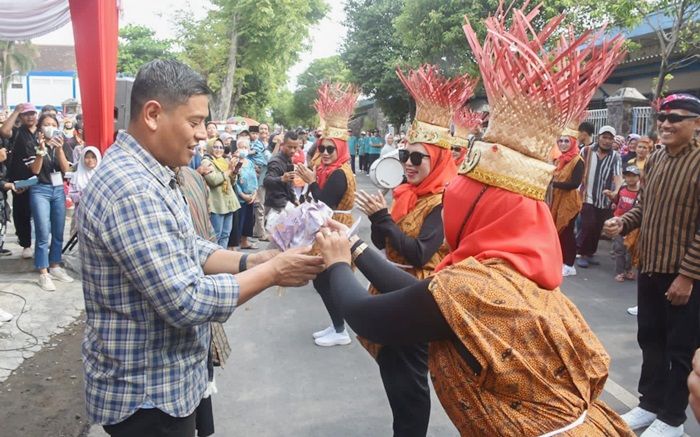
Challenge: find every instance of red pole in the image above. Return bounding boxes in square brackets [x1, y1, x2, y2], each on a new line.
[68, 0, 119, 153]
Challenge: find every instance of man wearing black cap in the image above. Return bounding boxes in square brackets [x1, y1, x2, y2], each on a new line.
[605, 93, 700, 436]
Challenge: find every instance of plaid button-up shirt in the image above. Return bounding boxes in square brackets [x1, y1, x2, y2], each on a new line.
[78, 132, 239, 425]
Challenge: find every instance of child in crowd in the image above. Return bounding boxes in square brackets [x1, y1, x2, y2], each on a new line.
[605, 166, 641, 282]
[68, 146, 102, 208]
[68, 146, 102, 235]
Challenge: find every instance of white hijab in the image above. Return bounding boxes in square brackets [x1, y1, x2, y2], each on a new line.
[73, 146, 102, 192]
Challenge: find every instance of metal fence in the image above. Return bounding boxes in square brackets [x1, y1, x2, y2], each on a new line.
[584, 109, 608, 134]
[631, 106, 654, 135]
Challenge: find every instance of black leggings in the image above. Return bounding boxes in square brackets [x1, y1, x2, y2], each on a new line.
[12, 190, 31, 248]
[559, 216, 577, 266]
[314, 271, 345, 332]
[377, 343, 431, 437]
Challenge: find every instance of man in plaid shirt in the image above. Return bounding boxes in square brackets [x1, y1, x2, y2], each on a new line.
[78, 60, 324, 437]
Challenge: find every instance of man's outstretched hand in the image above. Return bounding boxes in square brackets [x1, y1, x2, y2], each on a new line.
[270, 246, 325, 287]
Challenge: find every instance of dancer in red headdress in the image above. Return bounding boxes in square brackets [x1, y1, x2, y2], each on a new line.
[352, 65, 475, 436]
[314, 4, 633, 435]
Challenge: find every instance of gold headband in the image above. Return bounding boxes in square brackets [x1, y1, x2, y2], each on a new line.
[406, 119, 453, 149]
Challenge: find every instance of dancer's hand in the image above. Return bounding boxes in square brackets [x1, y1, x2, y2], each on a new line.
[316, 228, 351, 266]
[295, 164, 315, 183]
[355, 190, 387, 216]
[323, 218, 350, 235]
[270, 246, 325, 287]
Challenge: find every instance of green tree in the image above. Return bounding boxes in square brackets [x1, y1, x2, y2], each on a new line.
[117, 24, 174, 76]
[292, 56, 351, 126]
[342, 0, 411, 129]
[586, 0, 699, 99]
[270, 88, 297, 127]
[0, 41, 35, 109]
[176, 0, 328, 120]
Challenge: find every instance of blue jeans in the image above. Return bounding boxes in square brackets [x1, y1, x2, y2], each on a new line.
[30, 183, 66, 270]
[210, 212, 233, 248]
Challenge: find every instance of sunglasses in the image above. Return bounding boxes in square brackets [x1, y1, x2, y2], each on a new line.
[318, 145, 336, 154]
[398, 149, 430, 165]
[656, 113, 699, 123]
[451, 146, 462, 152]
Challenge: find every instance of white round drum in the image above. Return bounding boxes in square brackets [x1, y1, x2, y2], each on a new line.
[369, 149, 404, 189]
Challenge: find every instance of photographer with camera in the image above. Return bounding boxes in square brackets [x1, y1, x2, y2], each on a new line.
[26, 113, 73, 291]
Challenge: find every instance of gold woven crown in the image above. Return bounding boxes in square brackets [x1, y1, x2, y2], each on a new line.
[397, 65, 477, 149]
[315, 83, 359, 141]
[460, 5, 626, 200]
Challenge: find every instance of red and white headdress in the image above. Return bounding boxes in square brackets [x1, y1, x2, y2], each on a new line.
[314, 82, 359, 141]
[461, 3, 626, 200]
[397, 64, 478, 149]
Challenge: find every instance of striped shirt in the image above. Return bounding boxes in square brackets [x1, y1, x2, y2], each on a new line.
[621, 140, 700, 279]
[581, 145, 622, 209]
[78, 132, 240, 425]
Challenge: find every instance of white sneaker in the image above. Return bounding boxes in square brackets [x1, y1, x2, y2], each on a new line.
[314, 329, 352, 347]
[621, 406, 657, 430]
[21, 247, 32, 259]
[627, 306, 638, 316]
[640, 419, 684, 437]
[49, 267, 74, 283]
[562, 265, 577, 277]
[312, 325, 335, 339]
[0, 308, 12, 322]
[38, 273, 57, 292]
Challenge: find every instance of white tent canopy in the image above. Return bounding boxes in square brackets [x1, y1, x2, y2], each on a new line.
[0, 0, 71, 41]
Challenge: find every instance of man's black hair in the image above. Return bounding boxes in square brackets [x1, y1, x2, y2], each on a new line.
[578, 121, 595, 136]
[284, 130, 299, 142]
[130, 59, 211, 122]
[41, 105, 56, 113]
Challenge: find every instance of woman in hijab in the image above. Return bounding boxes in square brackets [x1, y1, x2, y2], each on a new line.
[68, 145, 101, 208]
[295, 83, 358, 348]
[313, 6, 633, 436]
[351, 65, 473, 436]
[201, 138, 240, 247]
[550, 131, 584, 277]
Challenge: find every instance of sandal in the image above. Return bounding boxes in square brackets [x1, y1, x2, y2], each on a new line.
[625, 271, 636, 280]
[240, 244, 258, 250]
[614, 274, 625, 282]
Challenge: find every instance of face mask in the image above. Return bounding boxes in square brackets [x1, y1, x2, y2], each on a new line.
[238, 150, 248, 158]
[42, 126, 57, 139]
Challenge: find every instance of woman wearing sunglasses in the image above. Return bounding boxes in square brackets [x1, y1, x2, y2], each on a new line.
[550, 131, 584, 277]
[352, 65, 474, 436]
[313, 8, 632, 436]
[294, 83, 359, 348]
